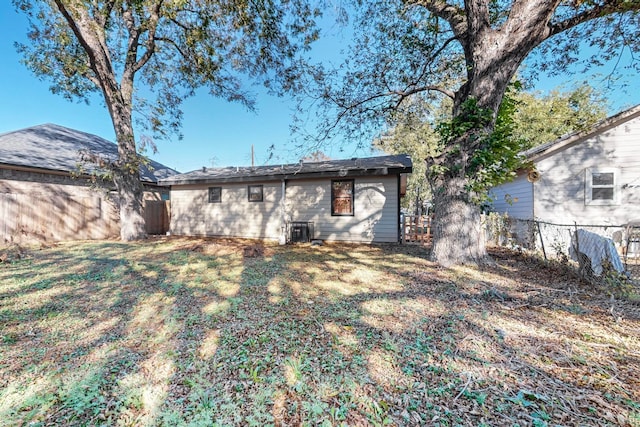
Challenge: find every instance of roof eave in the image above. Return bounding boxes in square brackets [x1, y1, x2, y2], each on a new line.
[160, 165, 412, 186]
[525, 104, 640, 162]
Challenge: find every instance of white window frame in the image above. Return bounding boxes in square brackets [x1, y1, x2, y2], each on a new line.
[585, 167, 620, 206]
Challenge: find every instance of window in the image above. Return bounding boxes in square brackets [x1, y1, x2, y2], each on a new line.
[208, 187, 222, 203]
[585, 168, 619, 205]
[331, 179, 354, 216]
[248, 185, 263, 202]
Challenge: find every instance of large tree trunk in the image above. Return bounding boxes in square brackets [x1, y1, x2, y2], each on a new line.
[428, 41, 523, 265]
[110, 102, 147, 241]
[430, 176, 487, 267]
[51, 1, 148, 241]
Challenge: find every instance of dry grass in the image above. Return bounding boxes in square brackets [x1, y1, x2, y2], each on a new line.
[0, 237, 639, 426]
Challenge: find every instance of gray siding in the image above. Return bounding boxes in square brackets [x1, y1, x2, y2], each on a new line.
[170, 181, 284, 239]
[169, 175, 401, 243]
[489, 174, 534, 219]
[533, 114, 640, 226]
[285, 176, 400, 243]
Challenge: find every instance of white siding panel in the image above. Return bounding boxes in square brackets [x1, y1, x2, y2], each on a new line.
[489, 174, 533, 219]
[533, 114, 640, 225]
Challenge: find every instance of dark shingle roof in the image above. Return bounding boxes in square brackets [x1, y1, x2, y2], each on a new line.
[160, 154, 413, 185]
[0, 123, 178, 182]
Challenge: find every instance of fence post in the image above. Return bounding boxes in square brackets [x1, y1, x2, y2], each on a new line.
[536, 220, 547, 260]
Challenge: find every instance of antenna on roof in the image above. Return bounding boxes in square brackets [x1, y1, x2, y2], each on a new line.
[251, 144, 254, 168]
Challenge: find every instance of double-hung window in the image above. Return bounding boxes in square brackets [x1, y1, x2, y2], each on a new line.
[585, 168, 620, 205]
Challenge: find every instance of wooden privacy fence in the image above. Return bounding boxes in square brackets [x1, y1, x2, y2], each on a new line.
[0, 194, 170, 243]
[0, 192, 119, 243]
[144, 200, 170, 235]
[401, 214, 432, 244]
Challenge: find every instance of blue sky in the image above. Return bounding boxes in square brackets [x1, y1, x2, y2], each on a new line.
[1, 3, 638, 173]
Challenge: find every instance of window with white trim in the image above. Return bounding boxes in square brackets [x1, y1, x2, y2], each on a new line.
[585, 168, 620, 205]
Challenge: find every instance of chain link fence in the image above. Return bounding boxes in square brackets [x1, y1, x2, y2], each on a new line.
[484, 213, 640, 297]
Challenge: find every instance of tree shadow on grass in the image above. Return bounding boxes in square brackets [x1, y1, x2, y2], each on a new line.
[1, 239, 639, 426]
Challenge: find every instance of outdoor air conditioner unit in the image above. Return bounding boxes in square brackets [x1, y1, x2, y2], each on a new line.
[289, 221, 314, 243]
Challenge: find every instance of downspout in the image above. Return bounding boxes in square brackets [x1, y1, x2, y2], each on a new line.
[279, 178, 287, 245]
[397, 174, 402, 243]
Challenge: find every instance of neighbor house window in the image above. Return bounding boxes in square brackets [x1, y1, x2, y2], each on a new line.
[331, 179, 354, 216]
[585, 168, 619, 205]
[208, 187, 221, 203]
[248, 185, 263, 202]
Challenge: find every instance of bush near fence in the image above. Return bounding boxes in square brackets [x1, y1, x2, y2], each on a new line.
[484, 213, 640, 297]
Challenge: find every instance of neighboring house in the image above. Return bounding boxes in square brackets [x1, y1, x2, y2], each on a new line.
[489, 104, 640, 246]
[160, 154, 412, 243]
[0, 123, 178, 242]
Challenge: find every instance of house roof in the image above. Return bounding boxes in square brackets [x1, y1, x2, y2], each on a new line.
[160, 154, 413, 186]
[0, 123, 178, 183]
[523, 104, 640, 162]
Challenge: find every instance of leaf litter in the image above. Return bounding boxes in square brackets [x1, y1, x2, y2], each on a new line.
[0, 238, 638, 426]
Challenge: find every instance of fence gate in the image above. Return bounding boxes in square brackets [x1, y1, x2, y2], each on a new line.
[144, 200, 170, 235]
[402, 215, 432, 244]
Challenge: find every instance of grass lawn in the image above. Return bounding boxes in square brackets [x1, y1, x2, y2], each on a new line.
[1, 238, 639, 426]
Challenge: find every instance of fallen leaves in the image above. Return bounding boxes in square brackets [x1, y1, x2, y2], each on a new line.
[0, 239, 639, 426]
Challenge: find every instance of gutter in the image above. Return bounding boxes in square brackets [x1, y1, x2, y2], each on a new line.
[160, 166, 412, 187]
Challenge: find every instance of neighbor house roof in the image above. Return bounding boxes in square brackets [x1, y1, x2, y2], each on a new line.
[160, 154, 413, 186]
[523, 104, 640, 162]
[0, 123, 178, 183]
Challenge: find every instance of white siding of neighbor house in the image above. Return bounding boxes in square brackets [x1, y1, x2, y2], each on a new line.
[488, 174, 533, 220]
[169, 175, 400, 243]
[533, 114, 640, 226]
[284, 176, 399, 243]
[169, 181, 284, 240]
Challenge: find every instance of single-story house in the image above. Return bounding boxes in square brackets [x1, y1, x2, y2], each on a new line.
[0, 123, 178, 243]
[489, 104, 640, 248]
[159, 154, 412, 243]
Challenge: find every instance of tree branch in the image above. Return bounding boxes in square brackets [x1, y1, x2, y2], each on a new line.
[133, 1, 162, 74]
[407, 0, 467, 39]
[550, 0, 640, 37]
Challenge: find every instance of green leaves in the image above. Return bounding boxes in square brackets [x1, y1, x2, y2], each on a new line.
[14, 0, 321, 140]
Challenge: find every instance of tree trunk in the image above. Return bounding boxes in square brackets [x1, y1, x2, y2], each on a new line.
[110, 105, 147, 241]
[428, 45, 522, 266]
[429, 176, 488, 266]
[51, 1, 148, 241]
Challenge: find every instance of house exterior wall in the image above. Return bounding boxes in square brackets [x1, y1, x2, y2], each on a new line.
[169, 181, 285, 240]
[489, 114, 640, 228]
[533, 114, 640, 226]
[168, 175, 401, 243]
[488, 174, 533, 220]
[285, 176, 399, 243]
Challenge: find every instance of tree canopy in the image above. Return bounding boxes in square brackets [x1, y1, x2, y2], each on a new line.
[14, 0, 321, 240]
[375, 82, 610, 215]
[304, 0, 640, 266]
